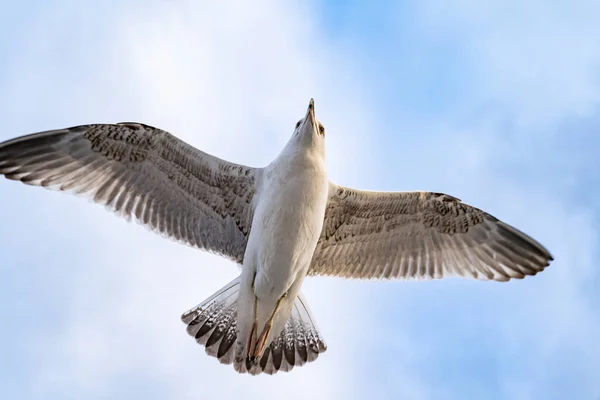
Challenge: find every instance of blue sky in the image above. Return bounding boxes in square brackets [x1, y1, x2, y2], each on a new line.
[0, 1, 598, 399]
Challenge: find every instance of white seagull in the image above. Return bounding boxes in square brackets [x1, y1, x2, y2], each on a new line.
[0, 99, 553, 375]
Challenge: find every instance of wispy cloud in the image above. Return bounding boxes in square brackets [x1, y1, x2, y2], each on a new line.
[414, 0, 600, 129]
[1, 1, 599, 400]
[0, 1, 380, 398]
[321, 2, 600, 399]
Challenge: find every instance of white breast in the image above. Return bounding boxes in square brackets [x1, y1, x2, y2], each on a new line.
[248, 153, 328, 299]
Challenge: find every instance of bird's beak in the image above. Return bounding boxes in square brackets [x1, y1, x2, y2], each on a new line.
[305, 98, 316, 127]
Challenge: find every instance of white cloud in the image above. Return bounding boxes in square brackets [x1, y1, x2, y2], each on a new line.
[324, 2, 600, 393]
[3, 1, 599, 399]
[355, 118, 600, 398]
[413, 0, 600, 130]
[0, 1, 385, 398]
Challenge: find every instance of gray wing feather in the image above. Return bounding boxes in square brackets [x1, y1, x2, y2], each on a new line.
[0, 123, 260, 263]
[309, 183, 553, 281]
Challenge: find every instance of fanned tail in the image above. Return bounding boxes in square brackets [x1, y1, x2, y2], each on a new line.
[181, 277, 327, 375]
[182, 278, 241, 365]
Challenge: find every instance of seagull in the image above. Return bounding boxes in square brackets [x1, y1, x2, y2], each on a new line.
[0, 99, 553, 375]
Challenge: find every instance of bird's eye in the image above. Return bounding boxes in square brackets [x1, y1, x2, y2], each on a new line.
[295, 120, 302, 129]
[318, 124, 325, 136]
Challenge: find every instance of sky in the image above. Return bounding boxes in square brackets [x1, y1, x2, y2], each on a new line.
[0, 1, 598, 399]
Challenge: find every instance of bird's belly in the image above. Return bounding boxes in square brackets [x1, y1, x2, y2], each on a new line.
[250, 178, 327, 298]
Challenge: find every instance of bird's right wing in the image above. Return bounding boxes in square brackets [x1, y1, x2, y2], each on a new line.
[0, 123, 261, 263]
[309, 183, 553, 281]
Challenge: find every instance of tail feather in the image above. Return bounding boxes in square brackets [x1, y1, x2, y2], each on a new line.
[182, 277, 240, 365]
[181, 277, 327, 375]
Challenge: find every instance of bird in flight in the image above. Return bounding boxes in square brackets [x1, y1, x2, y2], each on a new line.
[0, 99, 553, 375]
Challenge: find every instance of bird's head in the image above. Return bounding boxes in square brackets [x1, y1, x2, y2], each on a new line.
[290, 98, 326, 151]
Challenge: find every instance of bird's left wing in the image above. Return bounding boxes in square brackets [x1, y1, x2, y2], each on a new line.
[309, 183, 553, 281]
[0, 123, 261, 263]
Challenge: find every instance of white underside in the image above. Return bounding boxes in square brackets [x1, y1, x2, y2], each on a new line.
[234, 142, 329, 361]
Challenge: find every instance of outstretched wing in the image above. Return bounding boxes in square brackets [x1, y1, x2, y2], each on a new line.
[309, 183, 553, 281]
[0, 123, 261, 263]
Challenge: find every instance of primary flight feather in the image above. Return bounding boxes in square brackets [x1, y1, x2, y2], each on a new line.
[0, 99, 552, 375]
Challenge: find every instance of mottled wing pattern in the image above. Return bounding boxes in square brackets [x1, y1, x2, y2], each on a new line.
[309, 183, 553, 281]
[0, 123, 260, 262]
